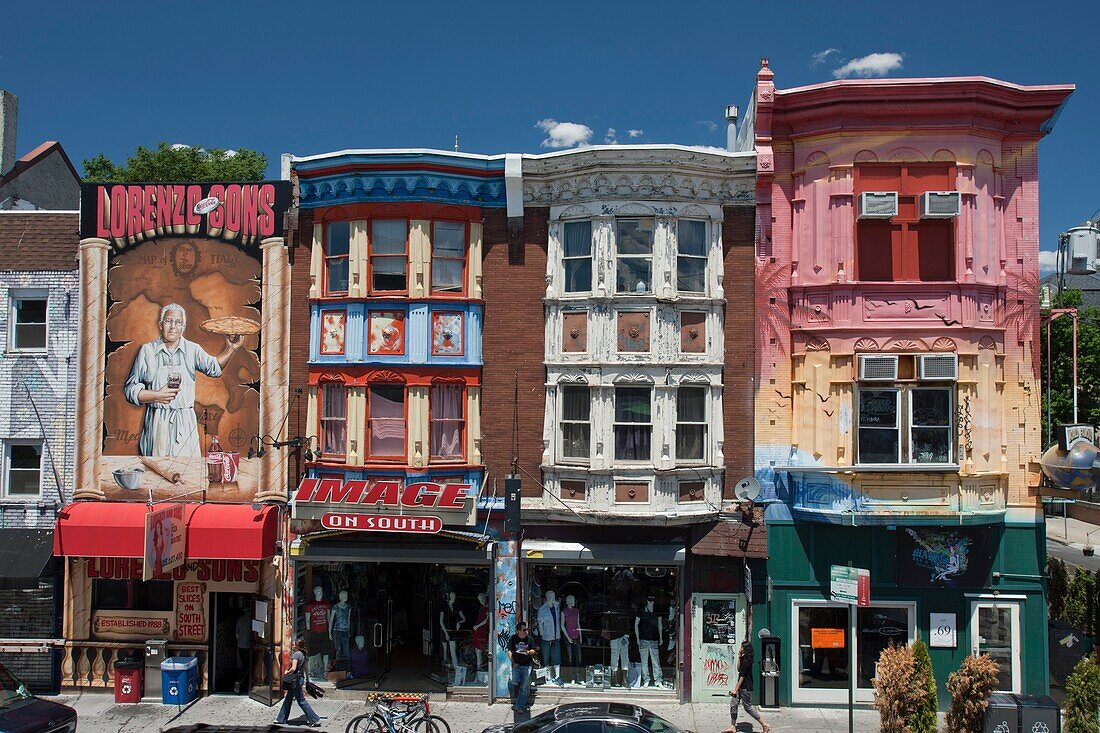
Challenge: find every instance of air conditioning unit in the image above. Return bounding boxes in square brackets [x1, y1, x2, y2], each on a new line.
[859, 355, 899, 381]
[858, 192, 898, 219]
[919, 191, 961, 218]
[918, 354, 958, 381]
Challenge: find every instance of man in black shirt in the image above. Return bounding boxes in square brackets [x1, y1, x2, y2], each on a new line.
[507, 621, 537, 713]
[724, 640, 770, 733]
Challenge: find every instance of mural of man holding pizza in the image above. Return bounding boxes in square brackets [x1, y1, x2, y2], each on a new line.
[124, 303, 243, 457]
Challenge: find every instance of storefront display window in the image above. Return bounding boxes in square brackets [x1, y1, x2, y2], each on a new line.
[796, 604, 848, 692]
[93, 578, 174, 612]
[525, 564, 678, 690]
[856, 606, 911, 688]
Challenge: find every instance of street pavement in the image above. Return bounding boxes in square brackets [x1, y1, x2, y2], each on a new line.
[49, 691, 887, 733]
[1046, 514, 1100, 571]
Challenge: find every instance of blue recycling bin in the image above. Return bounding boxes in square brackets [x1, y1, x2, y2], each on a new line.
[160, 656, 198, 705]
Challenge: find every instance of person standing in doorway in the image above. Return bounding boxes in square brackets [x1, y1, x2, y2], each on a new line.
[275, 639, 321, 728]
[235, 608, 252, 694]
[723, 640, 770, 733]
[507, 621, 537, 713]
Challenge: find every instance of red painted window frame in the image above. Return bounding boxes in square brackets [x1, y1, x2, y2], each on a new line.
[318, 382, 348, 462]
[428, 380, 466, 463]
[429, 219, 469, 297]
[368, 218, 410, 296]
[366, 383, 408, 462]
[322, 221, 351, 297]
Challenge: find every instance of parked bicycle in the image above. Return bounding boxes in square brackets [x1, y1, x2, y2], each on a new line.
[345, 693, 451, 733]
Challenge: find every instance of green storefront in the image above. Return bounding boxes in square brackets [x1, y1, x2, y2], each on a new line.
[754, 516, 1048, 708]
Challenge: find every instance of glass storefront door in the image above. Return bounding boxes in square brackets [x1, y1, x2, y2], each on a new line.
[971, 602, 1020, 693]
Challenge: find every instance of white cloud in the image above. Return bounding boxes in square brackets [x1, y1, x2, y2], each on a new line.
[697, 120, 720, 133]
[811, 48, 839, 67]
[832, 52, 904, 79]
[627, 129, 643, 138]
[1039, 250, 1060, 275]
[604, 127, 618, 145]
[536, 119, 593, 149]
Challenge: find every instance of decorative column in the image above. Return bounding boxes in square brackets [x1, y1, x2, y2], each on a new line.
[73, 238, 110, 500]
[257, 237, 290, 503]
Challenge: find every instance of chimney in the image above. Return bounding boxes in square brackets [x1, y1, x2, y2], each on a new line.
[725, 105, 739, 151]
[0, 90, 16, 176]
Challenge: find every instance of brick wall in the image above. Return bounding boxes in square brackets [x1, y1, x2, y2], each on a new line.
[481, 209, 548, 497]
[722, 205, 756, 498]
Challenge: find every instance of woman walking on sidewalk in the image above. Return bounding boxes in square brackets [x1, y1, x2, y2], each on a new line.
[722, 641, 770, 733]
[275, 638, 321, 728]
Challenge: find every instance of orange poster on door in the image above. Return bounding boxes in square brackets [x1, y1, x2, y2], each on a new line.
[811, 628, 846, 649]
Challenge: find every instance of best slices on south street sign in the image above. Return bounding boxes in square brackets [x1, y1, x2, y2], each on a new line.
[830, 564, 870, 607]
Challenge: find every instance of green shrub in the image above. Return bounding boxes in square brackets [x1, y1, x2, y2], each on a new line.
[872, 642, 924, 733]
[945, 654, 999, 733]
[910, 637, 938, 733]
[1049, 556, 1069, 621]
[1064, 655, 1100, 733]
[1066, 566, 1097, 632]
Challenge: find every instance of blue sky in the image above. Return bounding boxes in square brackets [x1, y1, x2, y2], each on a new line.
[3, 1, 1096, 264]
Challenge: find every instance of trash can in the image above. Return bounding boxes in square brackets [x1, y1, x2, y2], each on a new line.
[113, 659, 143, 703]
[984, 693, 1019, 733]
[144, 639, 169, 700]
[1017, 694, 1060, 733]
[161, 656, 198, 705]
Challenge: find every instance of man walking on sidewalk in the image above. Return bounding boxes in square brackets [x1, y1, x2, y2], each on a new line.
[508, 622, 537, 713]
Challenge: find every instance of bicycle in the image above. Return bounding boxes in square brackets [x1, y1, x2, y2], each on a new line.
[345, 693, 451, 733]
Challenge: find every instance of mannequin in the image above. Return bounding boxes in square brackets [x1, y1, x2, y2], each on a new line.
[560, 594, 581, 684]
[664, 603, 677, 666]
[349, 634, 371, 679]
[329, 589, 353, 661]
[471, 593, 489, 670]
[606, 610, 630, 688]
[439, 591, 465, 670]
[303, 586, 331, 676]
[635, 595, 664, 687]
[537, 590, 564, 686]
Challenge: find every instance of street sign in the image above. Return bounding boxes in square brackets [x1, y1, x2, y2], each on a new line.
[830, 565, 870, 607]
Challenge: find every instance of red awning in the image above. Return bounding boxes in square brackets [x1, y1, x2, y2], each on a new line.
[54, 502, 278, 560]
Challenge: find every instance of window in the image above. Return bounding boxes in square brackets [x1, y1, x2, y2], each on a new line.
[10, 296, 47, 352]
[971, 602, 1021, 693]
[431, 221, 466, 294]
[796, 603, 849, 693]
[371, 220, 408, 292]
[319, 385, 347, 460]
[324, 221, 350, 295]
[615, 218, 654, 294]
[4, 442, 42, 497]
[856, 606, 912, 689]
[855, 164, 955, 282]
[675, 387, 707, 462]
[614, 387, 651, 462]
[676, 220, 707, 293]
[857, 387, 953, 465]
[562, 220, 592, 293]
[368, 385, 406, 459]
[430, 384, 465, 461]
[559, 386, 591, 462]
[93, 579, 173, 611]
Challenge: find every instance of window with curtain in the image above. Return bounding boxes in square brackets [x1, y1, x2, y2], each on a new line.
[676, 220, 707, 293]
[430, 384, 465, 461]
[324, 221, 350, 295]
[562, 220, 592, 293]
[857, 387, 953, 465]
[675, 386, 707, 462]
[319, 385, 347, 459]
[432, 221, 466, 294]
[371, 220, 408, 292]
[368, 385, 406, 459]
[615, 218, 654, 294]
[614, 386, 652, 462]
[559, 385, 591, 462]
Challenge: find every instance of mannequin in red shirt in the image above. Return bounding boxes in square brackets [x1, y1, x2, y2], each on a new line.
[302, 586, 331, 676]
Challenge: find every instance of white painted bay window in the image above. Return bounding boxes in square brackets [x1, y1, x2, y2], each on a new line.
[559, 386, 591, 463]
[676, 220, 707, 293]
[562, 220, 592, 293]
[615, 218, 654, 294]
[614, 386, 652, 461]
[675, 386, 707, 463]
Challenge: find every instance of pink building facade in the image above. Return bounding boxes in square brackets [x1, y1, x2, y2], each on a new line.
[751, 60, 1072, 705]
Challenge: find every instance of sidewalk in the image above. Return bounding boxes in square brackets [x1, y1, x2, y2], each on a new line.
[1046, 514, 1100, 551]
[48, 692, 885, 733]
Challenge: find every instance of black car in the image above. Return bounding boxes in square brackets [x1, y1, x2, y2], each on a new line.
[482, 703, 687, 733]
[0, 663, 77, 733]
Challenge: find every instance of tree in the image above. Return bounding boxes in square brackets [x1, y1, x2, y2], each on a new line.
[1066, 566, 1097, 632]
[945, 654, 999, 733]
[910, 637, 938, 733]
[1041, 288, 1100, 442]
[82, 142, 267, 182]
[1094, 568, 1100, 645]
[1064, 655, 1100, 733]
[872, 643, 925, 733]
[1049, 556, 1070, 621]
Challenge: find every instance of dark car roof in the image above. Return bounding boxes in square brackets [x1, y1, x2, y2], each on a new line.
[552, 703, 647, 721]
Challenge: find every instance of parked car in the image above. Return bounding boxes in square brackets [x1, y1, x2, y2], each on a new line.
[482, 702, 687, 733]
[0, 662, 76, 732]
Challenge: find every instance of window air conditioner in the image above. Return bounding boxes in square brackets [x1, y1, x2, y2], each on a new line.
[858, 192, 898, 219]
[918, 354, 958, 381]
[919, 191, 961, 218]
[859, 355, 899, 381]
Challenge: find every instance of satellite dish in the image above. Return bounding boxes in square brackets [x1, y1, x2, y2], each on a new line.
[734, 477, 761, 502]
